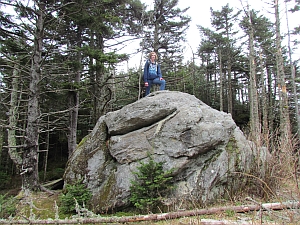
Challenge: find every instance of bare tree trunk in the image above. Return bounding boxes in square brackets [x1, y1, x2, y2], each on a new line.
[138, 11, 147, 100]
[42, 116, 50, 181]
[23, 0, 45, 191]
[227, 61, 233, 115]
[219, 49, 223, 112]
[67, 29, 82, 156]
[259, 51, 269, 145]
[7, 63, 23, 168]
[274, 0, 291, 141]
[97, 36, 112, 117]
[68, 72, 80, 156]
[285, 0, 300, 138]
[188, 44, 196, 96]
[92, 34, 112, 122]
[0, 128, 3, 163]
[248, 9, 261, 145]
[153, 0, 164, 54]
[68, 80, 79, 156]
[267, 67, 275, 135]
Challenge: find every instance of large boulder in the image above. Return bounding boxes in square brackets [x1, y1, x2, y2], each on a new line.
[64, 91, 266, 212]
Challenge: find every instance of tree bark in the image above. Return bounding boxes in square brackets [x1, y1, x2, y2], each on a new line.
[227, 63, 233, 115]
[284, 0, 300, 138]
[248, 9, 261, 145]
[274, 0, 291, 141]
[68, 79, 79, 156]
[7, 63, 23, 167]
[259, 51, 269, 145]
[67, 29, 81, 156]
[266, 66, 275, 138]
[23, 0, 45, 191]
[219, 48, 223, 112]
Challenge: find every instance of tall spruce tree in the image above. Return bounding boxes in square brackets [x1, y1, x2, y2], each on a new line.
[142, 0, 190, 78]
[210, 4, 241, 116]
[0, 0, 145, 190]
[274, 0, 292, 141]
[197, 26, 226, 109]
[285, 0, 300, 138]
[1, 0, 51, 191]
[240, 9, 277, 143]
[55, 0, 144, 155]
[239, 6, 261, 144]
[0, 2, 49, 185]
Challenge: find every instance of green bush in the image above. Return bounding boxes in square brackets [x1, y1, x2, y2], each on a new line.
[0, 194, 17, 218]
[130, 156, 174, 213]
[59, 181, 92, 214]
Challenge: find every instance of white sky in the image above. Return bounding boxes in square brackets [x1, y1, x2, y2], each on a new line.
[177, 0, 299, 57]
[118, 0, 300, 71]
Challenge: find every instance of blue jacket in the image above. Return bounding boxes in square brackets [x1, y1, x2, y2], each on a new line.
[143, 60, 162, 82]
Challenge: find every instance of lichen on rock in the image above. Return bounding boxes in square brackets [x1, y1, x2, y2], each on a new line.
[63, 91, 269, 213]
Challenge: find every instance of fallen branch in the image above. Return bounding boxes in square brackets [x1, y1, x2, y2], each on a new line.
[1, 201, 299, 224]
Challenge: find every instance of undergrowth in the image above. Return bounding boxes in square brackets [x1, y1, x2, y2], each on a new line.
[59, 181, 92, 214]
[3, 131, 300, 224]
[0, 194, 17, 218]
[130, 155, 174, 213]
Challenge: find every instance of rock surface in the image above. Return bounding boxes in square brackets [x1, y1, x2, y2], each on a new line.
[64, 91, 266, 212]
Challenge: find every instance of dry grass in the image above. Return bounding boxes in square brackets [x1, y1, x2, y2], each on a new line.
[4, 132, 300, 224]
[8, 183, 300, 224]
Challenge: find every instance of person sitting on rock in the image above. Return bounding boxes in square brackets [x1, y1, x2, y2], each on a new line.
[143, 51, 166, 96]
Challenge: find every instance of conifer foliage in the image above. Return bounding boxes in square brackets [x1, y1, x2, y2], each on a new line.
[59, 181, 92, 214]
[129, 156, 174, 213]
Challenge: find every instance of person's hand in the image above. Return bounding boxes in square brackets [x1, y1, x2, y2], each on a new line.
[160, 78, 164, 81]
[144, 82, 149, 87]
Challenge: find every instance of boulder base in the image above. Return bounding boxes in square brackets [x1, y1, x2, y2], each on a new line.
[64, 91, 266, 212]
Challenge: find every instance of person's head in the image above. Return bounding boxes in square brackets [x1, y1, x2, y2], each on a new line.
[149, 52, 157, 62]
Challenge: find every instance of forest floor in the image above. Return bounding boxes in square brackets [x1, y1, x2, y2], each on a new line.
[3, 183, 300, 225]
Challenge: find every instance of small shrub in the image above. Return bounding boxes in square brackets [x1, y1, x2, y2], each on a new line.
[130, 156, 174, 213]
[59, 181, 92, 214]
[225, 209, 235, 217]
[0, 194, 17, 218]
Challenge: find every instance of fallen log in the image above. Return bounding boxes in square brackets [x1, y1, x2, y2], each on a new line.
[42, 178, 64, 190]
[1, 201, 299, 224]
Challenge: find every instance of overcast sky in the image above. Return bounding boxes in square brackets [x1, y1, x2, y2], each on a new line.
[118, 0, 299, 70]
[177, 0, 299, 56]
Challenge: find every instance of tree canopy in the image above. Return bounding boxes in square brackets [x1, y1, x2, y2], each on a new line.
[0, 0, 299, 193]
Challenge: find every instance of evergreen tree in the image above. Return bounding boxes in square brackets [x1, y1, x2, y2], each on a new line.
[0, 0, 144, 190]
[197, 26, 227, 110]
[285, 0, 300, 137]
[240, 8, 277, 144]
[274, 0, 292, 141]
[130, 156, 174, 213]
[210, 4, 241, 116]
[142, 0, 191, 79]
[239, 7, 261, 144]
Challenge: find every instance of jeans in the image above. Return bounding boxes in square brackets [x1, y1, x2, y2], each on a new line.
[145, 78, 166, 96]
